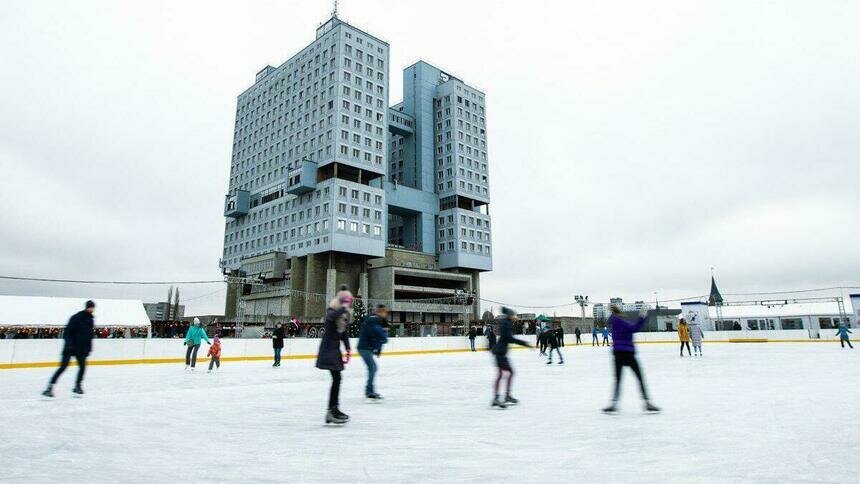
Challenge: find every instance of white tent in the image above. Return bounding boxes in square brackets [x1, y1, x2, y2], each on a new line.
[0, 296, 151, 328]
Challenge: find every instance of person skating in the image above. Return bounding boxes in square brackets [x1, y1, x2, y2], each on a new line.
[491, 307, 532, 409]
[272, 323, 285, 366]
[42, 300, 96, 397]
[678, 318, 692, 357]
[592, 326, 599, 346]
[574, 327, 582, 345]
[602, 306, 660, 414]
[357, 304, 389, 400]
[467, 326, 477, 352]
[555, 327, 565, 347]
[184, 318, 211, 371]
[836, 324, 853, 349]
[538, 327, 548, 356]
[207, 335, 222, 373]
[601, 326, 610, 346]
[545, 326, 564, 365]
[316, 285, 353, 424]
[689, 320, 704, 356]
[486, 325, 497, 351]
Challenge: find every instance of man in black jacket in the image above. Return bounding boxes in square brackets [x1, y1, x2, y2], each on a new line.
[491, 307, 531, 408]
[43, 300, 95, 397]
[272, 323, 285, 367]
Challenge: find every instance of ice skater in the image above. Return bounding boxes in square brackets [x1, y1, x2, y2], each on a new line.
[357, 304, 389, 400]
[316, 285, 353, 425]
[42, 300, 95, 397]
[574, 327, 582, 345]
[184, 318, 211, 371]
[538, 327, 548, 356]
[491, 307, 532, 409]
[272, 323, 285, 366]
[689, 320, 704, 356]
[467, 326, 477, 352]
[546, 326, 564, 365]
[836, 324, 853, 349]
[555, 326, 565, 347]
[678, 318, 692, 357]
[207, 335, 222, 372]
[601, 325, 610, 346]
[602, 305, 660, 414]
[592, 326, 599, 346]
[486, 324, 497, 351]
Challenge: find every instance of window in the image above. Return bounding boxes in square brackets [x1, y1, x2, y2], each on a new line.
[337, 219, 346, 230]
[373, 225, 381, 236]
[349, 221, 358, 232]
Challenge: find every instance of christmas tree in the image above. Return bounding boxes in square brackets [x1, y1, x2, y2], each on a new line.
[349, 296, 366, 337]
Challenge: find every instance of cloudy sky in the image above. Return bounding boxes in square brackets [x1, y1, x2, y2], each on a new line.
[1, 0, 858, 315]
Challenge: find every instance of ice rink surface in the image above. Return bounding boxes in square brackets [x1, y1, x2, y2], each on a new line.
[1, 343, 857, 483]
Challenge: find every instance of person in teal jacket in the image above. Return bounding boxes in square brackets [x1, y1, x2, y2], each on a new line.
[835, 324, 853, 349]
[184, 318, 211, 370]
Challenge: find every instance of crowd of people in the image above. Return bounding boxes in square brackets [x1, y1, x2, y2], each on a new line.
[3, 326, 146, 339]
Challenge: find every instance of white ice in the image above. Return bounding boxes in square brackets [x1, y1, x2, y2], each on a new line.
[1, 343, 857, 483]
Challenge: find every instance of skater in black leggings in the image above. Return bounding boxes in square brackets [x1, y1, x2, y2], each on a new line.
[491, 307, 532, 408]
[315, 286, 353, 424]
[43, 301, 95, 397]
[602, 306, 660, 413]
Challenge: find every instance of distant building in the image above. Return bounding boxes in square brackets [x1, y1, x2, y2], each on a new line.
[593, 298, 652, 322]
[143, 302, 184, 321]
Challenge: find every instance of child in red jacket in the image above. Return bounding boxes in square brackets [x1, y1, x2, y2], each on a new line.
[207, 335, 222, 373]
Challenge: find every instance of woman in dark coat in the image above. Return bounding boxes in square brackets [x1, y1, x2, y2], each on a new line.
[272, 323, 285, 367]
[316, 286, 353, 425]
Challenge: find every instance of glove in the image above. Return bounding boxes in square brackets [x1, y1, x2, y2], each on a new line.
[183, 341, 187, 346]
[343, 352, 351, 364]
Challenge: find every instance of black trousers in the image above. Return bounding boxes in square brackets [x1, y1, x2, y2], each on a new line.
[185, 344, 200, 367]
[680, 341, 691, 355]
[575, 334, 581, 344]
[841, 338, 853, 348]
[558, 335, 564, 347]
[612, 351, 649, 401]
[328, 369, 342, 409]
[50, 349, 87, 386]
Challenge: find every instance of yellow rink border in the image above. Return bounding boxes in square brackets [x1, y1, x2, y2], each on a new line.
[0, 339, 846, 370]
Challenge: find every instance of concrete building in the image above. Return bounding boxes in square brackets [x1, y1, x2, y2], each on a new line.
[592, 298, 651, 322]
[220, 15, 491, 329]
[143, 302, 184, 322]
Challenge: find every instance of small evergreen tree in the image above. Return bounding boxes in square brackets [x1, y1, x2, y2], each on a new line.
[349, 296, 366, 337]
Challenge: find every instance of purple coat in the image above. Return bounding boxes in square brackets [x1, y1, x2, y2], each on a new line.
[608, 314, 645, 353]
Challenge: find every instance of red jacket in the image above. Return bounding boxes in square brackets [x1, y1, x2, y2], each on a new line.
[207, 341, 222, 358]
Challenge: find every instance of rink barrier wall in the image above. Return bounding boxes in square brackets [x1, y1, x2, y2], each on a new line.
[0, 330, 847, 369]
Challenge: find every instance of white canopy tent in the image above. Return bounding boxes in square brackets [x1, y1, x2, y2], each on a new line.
[0, 296, 151, 328]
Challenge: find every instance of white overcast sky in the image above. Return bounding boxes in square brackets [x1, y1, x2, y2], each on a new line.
[1, 0, 858, 316]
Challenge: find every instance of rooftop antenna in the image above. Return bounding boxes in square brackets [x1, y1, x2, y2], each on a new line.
[332, 0, 339, 18]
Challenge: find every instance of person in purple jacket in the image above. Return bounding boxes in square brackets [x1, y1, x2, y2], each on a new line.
[602, 305, 660, 414]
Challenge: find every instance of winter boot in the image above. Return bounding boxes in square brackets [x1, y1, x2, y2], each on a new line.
[325, 409, 347, 425]
[491, 396, 507, 409]
[504, 395, 519, 406]
[644, 401, 661, 413]
[42, 385, 54, 398]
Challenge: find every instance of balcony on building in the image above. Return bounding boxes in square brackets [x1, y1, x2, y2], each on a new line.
[387, 108, 414, 137]
[285, 159, 318, 195]
[224, 189, 250, 218]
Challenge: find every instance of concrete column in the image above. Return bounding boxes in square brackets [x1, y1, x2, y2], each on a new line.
[289, 256, 307, 319]
[359, 272, 369, 300]
[471, 272, 481, 320]
[326, 268, 338, 304]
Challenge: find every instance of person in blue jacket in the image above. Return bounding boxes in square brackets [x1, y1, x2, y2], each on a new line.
[357, 304, 389, 400]
[591, 326, 599, 346]
[602, 305, 660, 413]
[835, 324, 853, 349]
[601, 325, 610, 346]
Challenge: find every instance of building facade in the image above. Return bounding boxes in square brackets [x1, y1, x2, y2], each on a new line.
[220, 16, 491, 328]
[592, 298, 651, 322]
[143, 302, 185, 322]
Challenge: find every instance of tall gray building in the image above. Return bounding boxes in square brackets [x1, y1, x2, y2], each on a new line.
[221, 15, 492, 329]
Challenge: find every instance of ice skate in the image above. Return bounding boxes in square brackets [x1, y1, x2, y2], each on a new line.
[41, 386, 54, 398]
[644, 401, 661, 413]
[504, 395, 519, 406]
[325, 409, 347, 425]
[558, 360, 564, 365]
[331, 407, 349, 421]
[366, 393, 384, 402]
[546, 360, 553, 365]
[602, 403, 618, 414]
[184, 365, 190, 371]
[72, 385, 84, 396]
[491, 396, 507, 409]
